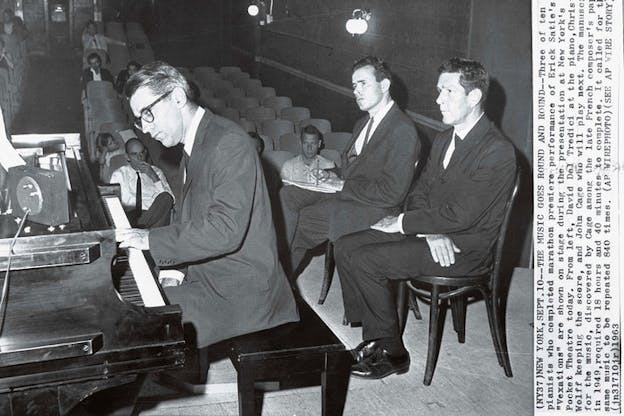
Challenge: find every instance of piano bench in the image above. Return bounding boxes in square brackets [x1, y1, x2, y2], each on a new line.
[228, 299, 353, 416]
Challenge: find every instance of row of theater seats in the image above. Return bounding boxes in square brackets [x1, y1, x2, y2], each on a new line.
[82, 22, 155, 180]
[178, 65, 352, 168]
[0, 33, 28, 131]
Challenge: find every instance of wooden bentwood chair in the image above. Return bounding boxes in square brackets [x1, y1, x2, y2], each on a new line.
[397, 172, 520, 385]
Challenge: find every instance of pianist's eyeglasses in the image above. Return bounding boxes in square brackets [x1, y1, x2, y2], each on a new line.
[133, 90, 173, 131]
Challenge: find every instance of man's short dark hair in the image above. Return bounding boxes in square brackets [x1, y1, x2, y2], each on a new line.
[352, 56, 392, 83]
[438, 57, 489, 105]
[300, 125, 323, 143]
[87, 52, 101, 64]
[124, 60, 192, 101]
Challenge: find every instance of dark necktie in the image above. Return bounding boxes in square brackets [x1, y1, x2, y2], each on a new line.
[362, 116, 374, 148]
[347, 116, 374, 163]
[135, 171, 142, 213]
[443, 134, 460, 169]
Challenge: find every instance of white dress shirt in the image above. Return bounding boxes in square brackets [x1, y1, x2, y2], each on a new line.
[353, 100, 395, 155]
[110, 164, 174, 210]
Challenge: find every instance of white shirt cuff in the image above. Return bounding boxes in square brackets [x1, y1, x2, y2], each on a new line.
[398, 213, 405, 234]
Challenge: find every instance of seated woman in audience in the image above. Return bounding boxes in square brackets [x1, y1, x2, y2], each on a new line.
[96, 132, 125, 182]
[280, 125, 335, 183]
[110, 138, 174, 228]
[0, 38, 13, 71]
[81, 20, 127, 54]
[115, 61, 141, 94]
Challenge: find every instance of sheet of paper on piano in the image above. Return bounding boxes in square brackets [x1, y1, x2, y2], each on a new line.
[282, 178, 344, 193]
[103, 195, 166, 307]
[0, 108, 26, 171]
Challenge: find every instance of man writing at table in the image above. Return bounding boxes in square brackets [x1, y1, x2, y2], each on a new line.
[279, 55, 421, 277]
[116, 61, 298, 351]
[335, 57, 517, 379]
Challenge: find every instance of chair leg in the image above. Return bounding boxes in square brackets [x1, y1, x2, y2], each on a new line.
[484, 291, 512, 377]
[450, 295, 466, 343]
[408, 291, 422, 320]
[318, 242, 335, 305]
[423, 285, 445, 385]
[491, 293, 513, 377]
[396, 281, 409, 335]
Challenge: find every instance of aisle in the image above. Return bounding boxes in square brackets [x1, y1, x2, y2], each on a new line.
[11, 49, 83, 135]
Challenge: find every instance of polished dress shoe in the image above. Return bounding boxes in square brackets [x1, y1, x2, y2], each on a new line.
[351, 348, 410, 379]
[351, 339, 380, 362]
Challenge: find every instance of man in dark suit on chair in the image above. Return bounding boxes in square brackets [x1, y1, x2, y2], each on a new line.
[116, 61, 298, 351]
[335, 57, 517, 379]
[279, 56, 421, 277]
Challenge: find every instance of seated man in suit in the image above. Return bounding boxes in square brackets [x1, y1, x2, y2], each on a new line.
[81, 52, 114, 90]
[110, 138, 174, 228]
[279, 56, 421, 277]
[335, 57, 517, 380]
[280, 125, 335, 183]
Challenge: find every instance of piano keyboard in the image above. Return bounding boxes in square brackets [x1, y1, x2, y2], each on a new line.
[103, 196, 165, 307]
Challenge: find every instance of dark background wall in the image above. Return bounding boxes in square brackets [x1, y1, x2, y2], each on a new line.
[141, 0, 533, 266]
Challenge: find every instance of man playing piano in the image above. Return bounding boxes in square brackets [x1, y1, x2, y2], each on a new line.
[116, 62, 298, 352]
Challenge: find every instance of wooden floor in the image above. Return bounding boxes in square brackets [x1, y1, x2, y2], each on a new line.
[134, 257, 534, 416]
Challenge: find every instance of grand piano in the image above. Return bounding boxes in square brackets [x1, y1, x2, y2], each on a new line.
[0, 134, 185, 415]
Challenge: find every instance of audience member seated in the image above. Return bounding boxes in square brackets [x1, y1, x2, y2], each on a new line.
[248, 131, 264, 155]
[115, 60, 141, 94]
[81, 20, 127, 53]
[280, 125, 335, 183]
[2, 9, 28, 41]
[96, 132, 125, 182]
[0, 38, 13, 71]
[110, 138, 174, 228]
[335, 57, 517, 380]
[81, 52, 114, 90]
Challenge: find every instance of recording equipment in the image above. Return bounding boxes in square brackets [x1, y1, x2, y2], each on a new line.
[6, 164, 69, 226]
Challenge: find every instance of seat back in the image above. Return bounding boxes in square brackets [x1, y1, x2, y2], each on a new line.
[320, 149, 341, 168]
[276, 132, 301, 154]
[263, 96, 292, 115]
[237, 118, 257, 133]
[281, 107, 311, 127]
[245, 106, 276, 130]
[230, 96, 260, 116]
[490, 171, 521, 295]
[260, 119, 295, 143]
[323, 132, 352, 152]
[299, 118, 331, 134]
[247, 86, 276, 101]
[218, 107, 240, 123]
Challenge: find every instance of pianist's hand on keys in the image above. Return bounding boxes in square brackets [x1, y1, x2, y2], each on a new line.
[116, 228, 150, 250]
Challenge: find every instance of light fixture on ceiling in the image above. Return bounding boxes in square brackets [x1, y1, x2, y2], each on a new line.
[248, 0, 274, 24]
[247, 1, 262, 17]
[345, 8, 371, 35]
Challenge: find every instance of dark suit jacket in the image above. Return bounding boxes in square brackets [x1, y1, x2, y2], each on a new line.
[403, 116, 517, 275]
[81, 67, 114, 91]
[329, 103, 420, 240]
[149, 110, 298, 347]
